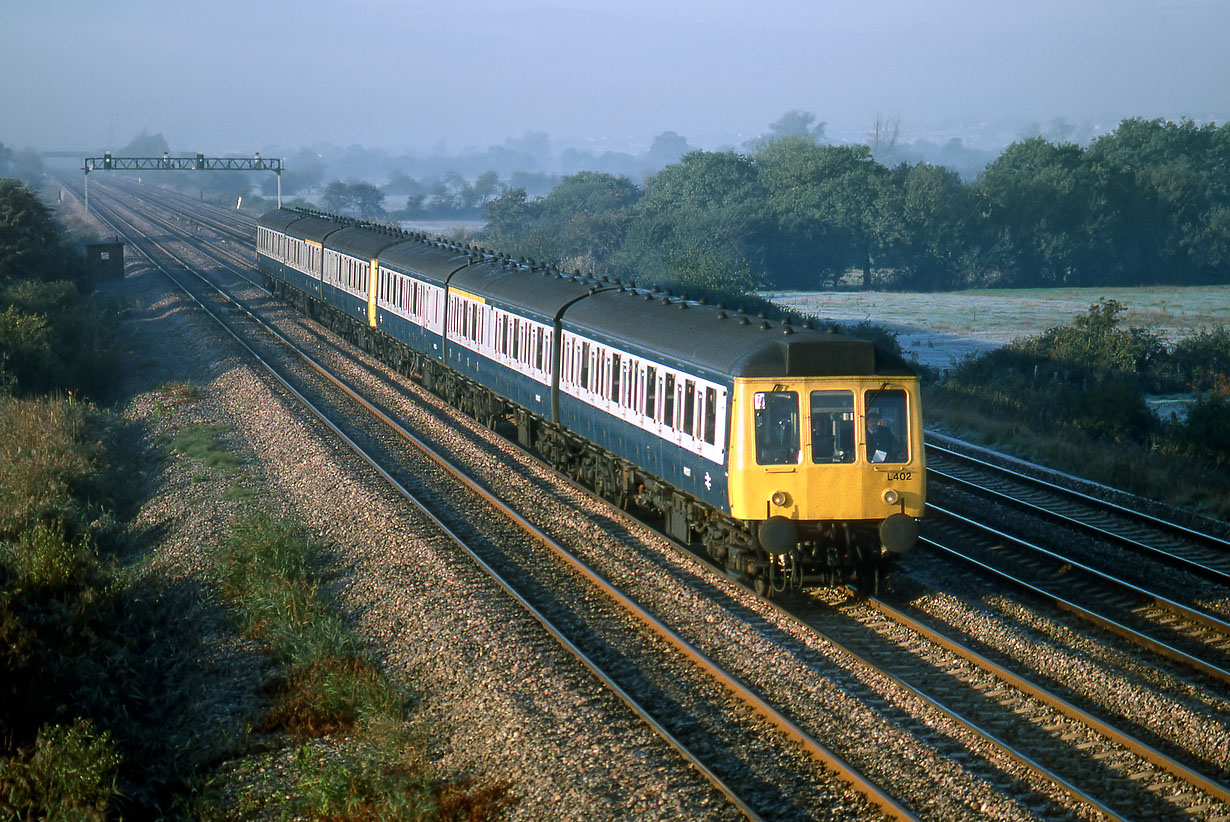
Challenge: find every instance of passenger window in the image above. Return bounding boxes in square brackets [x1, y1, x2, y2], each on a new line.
[754, 391, 800, 465]
[704, 387, 717, 445]
[645, 366, 657, 418]
[663, 373, 676, 427]
[865, 389, 909, 464]
[683, 381, 696, 437]
[810, 391, 855, 464]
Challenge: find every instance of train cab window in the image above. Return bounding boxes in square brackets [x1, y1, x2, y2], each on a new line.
[810, 391, 855, 464]
[754, 391, 800, 465]
[865, 389, 908, 464]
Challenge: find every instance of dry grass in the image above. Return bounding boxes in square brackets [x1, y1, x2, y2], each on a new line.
[0, 396, 100, 539]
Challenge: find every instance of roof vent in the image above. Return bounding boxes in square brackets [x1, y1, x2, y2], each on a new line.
[760, 322, 771, 331]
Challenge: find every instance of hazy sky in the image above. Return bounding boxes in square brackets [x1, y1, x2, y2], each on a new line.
[4, 0, 1228, 154]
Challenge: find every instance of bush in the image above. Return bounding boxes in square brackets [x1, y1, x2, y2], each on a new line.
[1171, 393, 1230, 466]
[1161, 326, 1230, 391]
[0, 279, 125, 399]
[0, 719, 121, 821]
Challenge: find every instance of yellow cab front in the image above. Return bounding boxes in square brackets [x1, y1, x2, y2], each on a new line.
[727, 377, 925, 544]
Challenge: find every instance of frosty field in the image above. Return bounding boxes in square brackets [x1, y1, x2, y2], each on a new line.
[768, 285, 1230, 371]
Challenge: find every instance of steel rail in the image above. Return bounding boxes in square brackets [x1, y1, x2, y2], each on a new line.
[922, 528, 1230, 690]
[927, 463, 1230, 586]
[88, 183, 919, 822]
[867, 596, 1230, 807]
[764, 599, 1132, 821]
[928, 502, 1230, 646]
[926, 441, 1230, 552]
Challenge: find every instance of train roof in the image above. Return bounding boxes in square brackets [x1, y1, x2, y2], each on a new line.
[257, 208, 304, 232]
[450, 260, 603, 324]
[327, 225, 407, 260]
[565, 287, 915, 379]
[379, 239, 477, 285]
[258, 209, 915, 380]
[286, 215, 345, 243]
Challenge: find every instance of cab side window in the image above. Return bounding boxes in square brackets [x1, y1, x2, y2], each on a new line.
[754, 391, 800, 465]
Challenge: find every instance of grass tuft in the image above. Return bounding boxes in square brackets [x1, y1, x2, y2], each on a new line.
[0, 719, 121, 821]
[169, 424, 238, 472]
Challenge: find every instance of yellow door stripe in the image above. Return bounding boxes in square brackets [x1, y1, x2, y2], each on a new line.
[368, 258, 378, 327]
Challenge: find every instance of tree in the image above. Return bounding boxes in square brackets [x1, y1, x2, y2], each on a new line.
[118, 131, 170, 156]
[471, 171, 502, 206]
[619, 151, 770, 288]
[482, 188, 533, 249]
[349, 182, 386, 219]
[320, 180, 355, 215]
[646, 131, 692, 167]
[756, 138, 896, 288]
[973, 137, 1097, 286]
[768, 110, 826, 142]
[0, 180, 84, 286]
[1086, 118, 1230, 283]
[885, 162, 975, 289]
[484, 172, 640, 268]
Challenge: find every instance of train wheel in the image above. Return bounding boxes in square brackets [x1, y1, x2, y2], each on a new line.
[753, 573, 773, 599]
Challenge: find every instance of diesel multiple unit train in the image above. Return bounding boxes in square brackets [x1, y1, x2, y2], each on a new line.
[256, 207, 925, 595]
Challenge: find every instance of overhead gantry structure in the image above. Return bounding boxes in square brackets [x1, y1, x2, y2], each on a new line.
[82, 152, 284, 211]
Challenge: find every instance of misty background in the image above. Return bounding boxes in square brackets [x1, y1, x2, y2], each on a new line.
[4, 0, 1228, 180]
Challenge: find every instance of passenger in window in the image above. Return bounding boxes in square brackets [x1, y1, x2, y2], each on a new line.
[866, 412, 903, 463]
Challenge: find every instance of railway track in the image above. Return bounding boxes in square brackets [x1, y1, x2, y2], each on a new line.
[72, 177, 922, 820]
[70, 178, 1230, 820]
[926, 437, 1230, 586]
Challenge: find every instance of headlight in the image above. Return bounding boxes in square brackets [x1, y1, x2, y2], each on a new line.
[771, 491, 790, 507]
[882, 489, 900, 506]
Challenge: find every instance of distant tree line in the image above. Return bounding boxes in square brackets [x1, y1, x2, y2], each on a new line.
[479, 118, 1230, 293]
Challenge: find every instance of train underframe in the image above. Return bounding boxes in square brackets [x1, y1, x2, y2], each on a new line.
[267, 275, 887, 596]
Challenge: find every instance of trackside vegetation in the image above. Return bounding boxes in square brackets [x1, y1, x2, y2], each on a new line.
[0, 179, 515, 819]
[189, 511, 516, 820]
[926, 299, 1230, 519]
